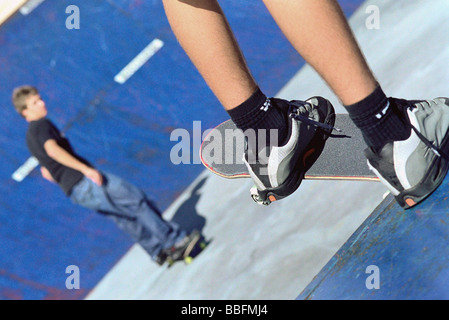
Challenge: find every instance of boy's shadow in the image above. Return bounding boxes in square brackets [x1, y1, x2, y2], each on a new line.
[170, 176, 207, 234]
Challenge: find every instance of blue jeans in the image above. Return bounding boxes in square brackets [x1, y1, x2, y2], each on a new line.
[69, 172, 186, 260]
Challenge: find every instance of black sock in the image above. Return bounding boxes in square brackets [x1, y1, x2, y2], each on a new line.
[345, 85, 411, 150]
[227, 87, 288, 147]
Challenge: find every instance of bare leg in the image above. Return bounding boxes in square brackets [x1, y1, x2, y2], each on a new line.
[162, 0, 257, 110]
[163, 0, 377, 108]
[262, 0, 377, 105]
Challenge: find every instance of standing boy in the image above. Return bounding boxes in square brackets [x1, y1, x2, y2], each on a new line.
[12, 85, 200, 265]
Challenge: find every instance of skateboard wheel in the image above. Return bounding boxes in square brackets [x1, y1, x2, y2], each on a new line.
[184, 256, 193, 264]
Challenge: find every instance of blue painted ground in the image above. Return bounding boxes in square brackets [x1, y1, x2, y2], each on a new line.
[298, 175, 449, 300]
[0, 0, 364, 299]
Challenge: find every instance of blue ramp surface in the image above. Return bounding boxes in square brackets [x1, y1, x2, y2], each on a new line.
[298, 176, 449, 300]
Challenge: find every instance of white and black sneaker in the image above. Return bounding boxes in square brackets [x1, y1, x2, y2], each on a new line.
[365, 98, 449, 209]
[246, 97, 336, 205]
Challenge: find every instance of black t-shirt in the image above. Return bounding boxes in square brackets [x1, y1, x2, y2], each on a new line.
[26, 118, 92, 195]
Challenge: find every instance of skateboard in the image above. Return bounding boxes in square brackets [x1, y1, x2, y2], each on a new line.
[200, 114, 379, 183]
[166, 231, 208, 267]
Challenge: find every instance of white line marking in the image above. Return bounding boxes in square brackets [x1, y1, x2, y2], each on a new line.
[12, 156, 39, 182]
[19, 0, 45, 15]
[114, 38, 164, 84]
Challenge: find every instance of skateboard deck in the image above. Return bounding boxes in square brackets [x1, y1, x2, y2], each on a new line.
[200, 114, 379, 182]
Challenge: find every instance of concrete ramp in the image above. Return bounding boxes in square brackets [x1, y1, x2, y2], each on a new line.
[298, 176, 449, 300]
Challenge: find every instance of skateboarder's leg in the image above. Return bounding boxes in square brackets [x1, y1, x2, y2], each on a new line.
[163, 0, 396, 147]
[163, 0, 337, 204]
[162, 0, 257, 111]
[262, 0, 414, 151]
[262, 0, 377, 106]
[163, 0, 292, 147]
[163, 0, 376, 107]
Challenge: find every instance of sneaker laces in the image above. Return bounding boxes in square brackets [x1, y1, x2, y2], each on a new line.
[288, 100, 341, 133]
[404, 102, 449, 160]
[409, 119, 449, 160]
